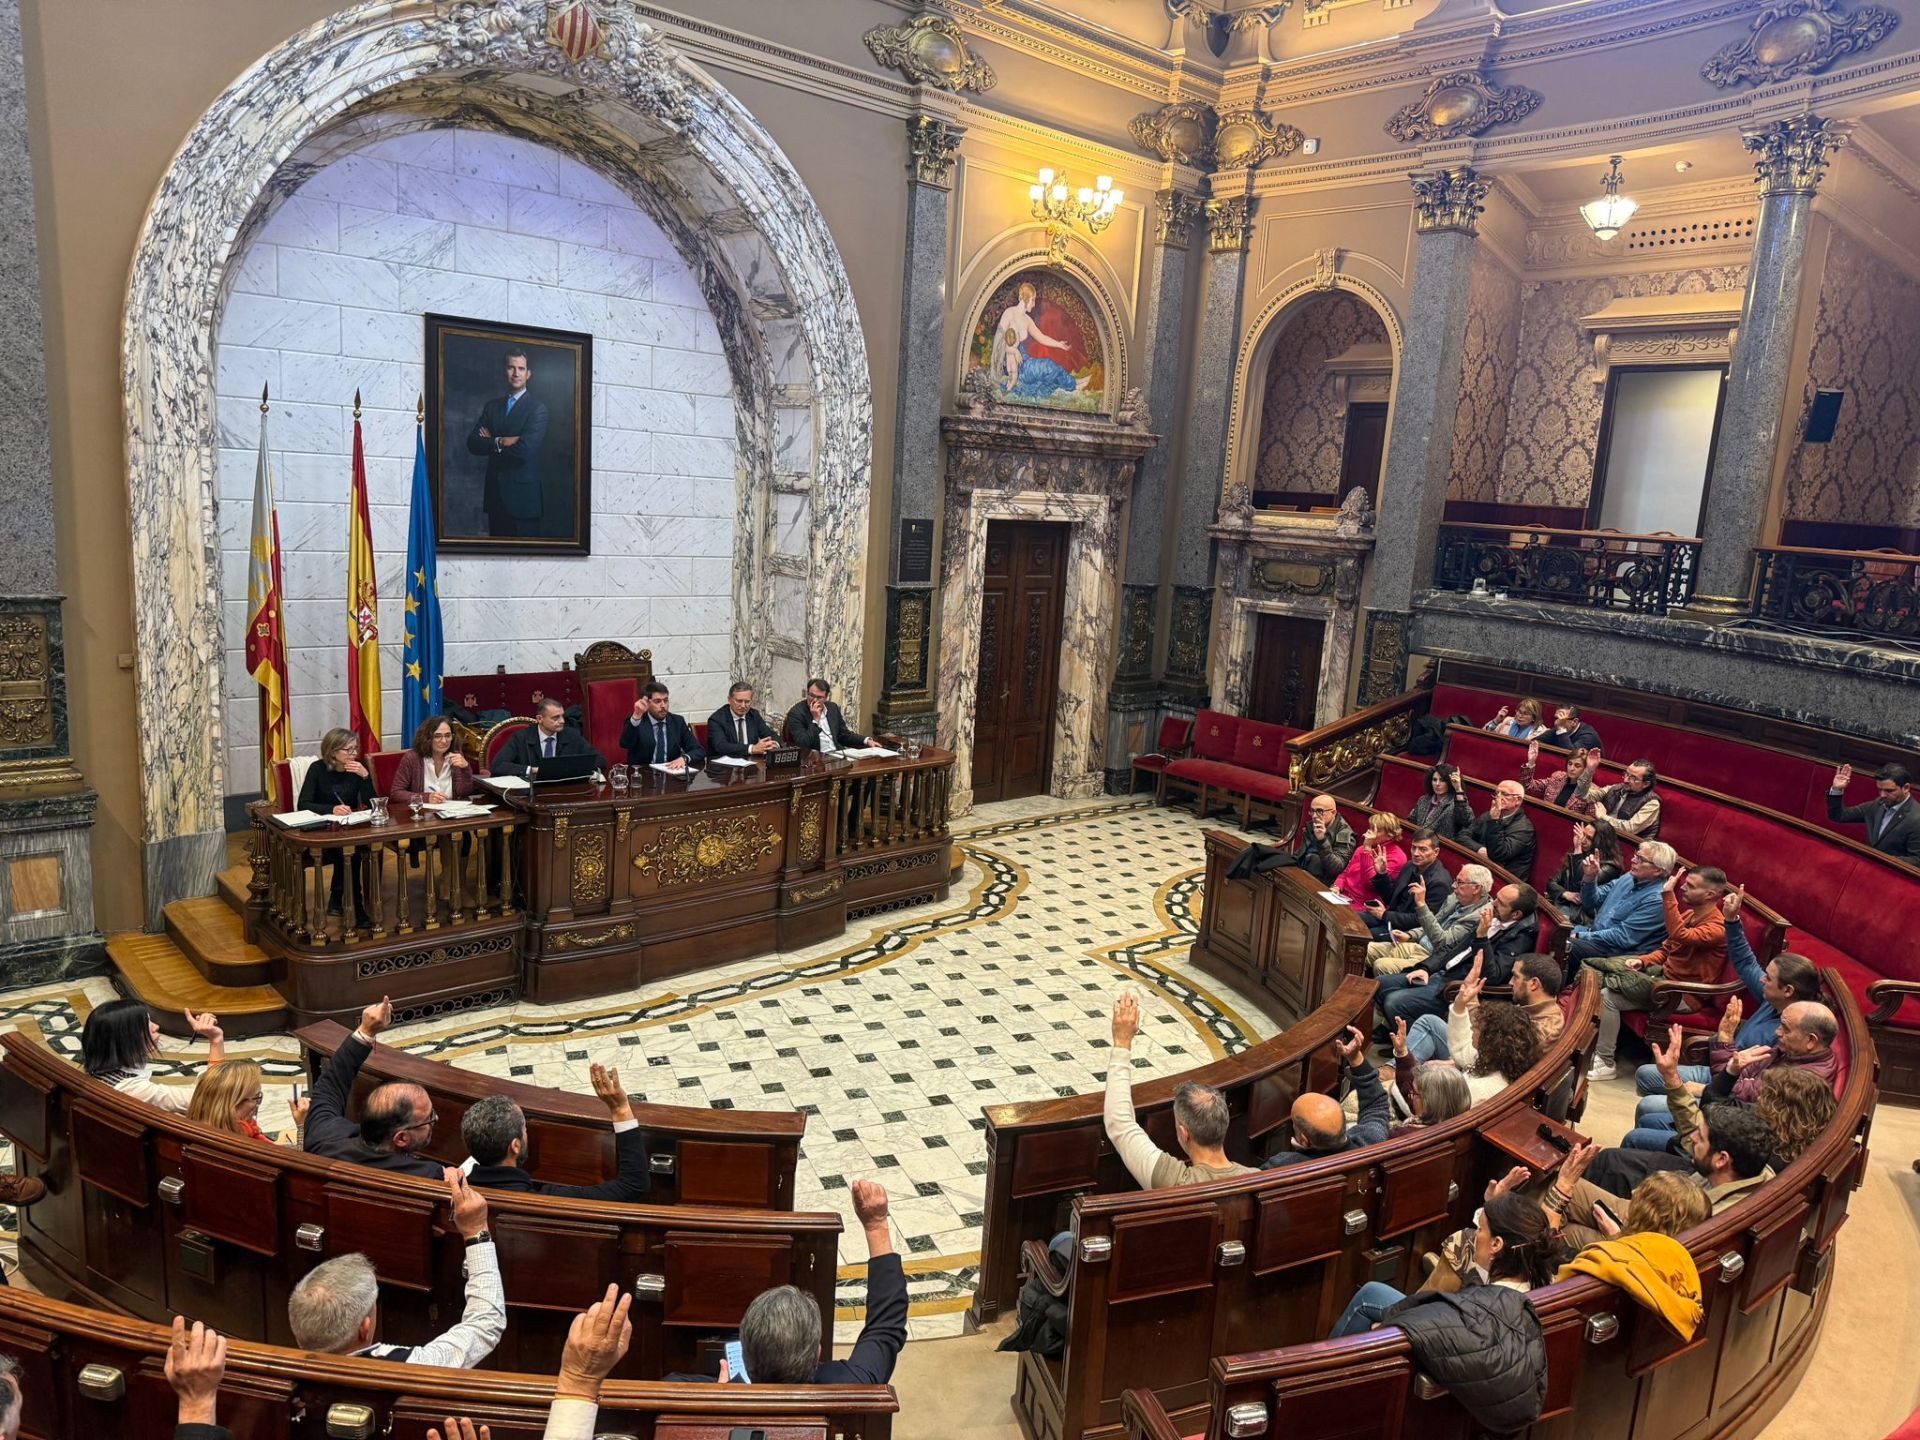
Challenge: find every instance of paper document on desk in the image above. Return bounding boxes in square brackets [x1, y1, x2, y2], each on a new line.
[649, 762, 693, 774]
[840, 746, 900, 759]
[426, 802, 495, 819]
[1317, 890, 1350, 904]
[479, 775, 530, 792]
[272, 810, 330, 829]
[708, 755, 756, 767]
[332, 810, 374, 827]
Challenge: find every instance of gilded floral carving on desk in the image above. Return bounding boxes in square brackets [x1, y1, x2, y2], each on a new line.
[633, 814, 783, 887]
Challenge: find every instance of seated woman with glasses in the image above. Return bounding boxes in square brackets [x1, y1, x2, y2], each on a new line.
[299, 727, 377, 931]
[189, 1058, 307, 1145]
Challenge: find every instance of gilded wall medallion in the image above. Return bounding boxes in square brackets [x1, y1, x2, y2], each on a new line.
[1704, 0, 1898, 87]
[863, 14, 997, 92]
[1385, 72, 1542, 144]
[1129, 101, 1218, 167]
[1212, 108, 1304, 170]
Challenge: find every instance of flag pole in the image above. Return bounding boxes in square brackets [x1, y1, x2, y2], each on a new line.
[258, 383, 272, 802]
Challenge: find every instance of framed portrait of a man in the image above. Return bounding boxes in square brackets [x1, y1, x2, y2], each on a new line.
[426, 314, 593, 555]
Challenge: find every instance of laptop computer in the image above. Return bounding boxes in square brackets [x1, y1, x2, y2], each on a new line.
[528, 752, 600, 786]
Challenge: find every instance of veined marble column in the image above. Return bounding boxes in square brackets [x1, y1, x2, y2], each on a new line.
[875, 113, 964, 747]
[1361, 166, 1488, 703]
[0, 0, 103, 982]
[1692, 116, 1847, 614]
[1162, 185, 1254, 704]
[1106, 185, 1203, 790]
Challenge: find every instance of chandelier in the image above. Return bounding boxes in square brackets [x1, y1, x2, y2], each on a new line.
[1580, 155, 1639, 242]
[1030, 168, 1124, 262]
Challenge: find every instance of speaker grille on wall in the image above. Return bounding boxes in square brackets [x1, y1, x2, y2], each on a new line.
[1803, 389, 1845, 444]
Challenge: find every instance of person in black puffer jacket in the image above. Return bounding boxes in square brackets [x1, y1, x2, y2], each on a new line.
[1329, 1192, 1553, 1437]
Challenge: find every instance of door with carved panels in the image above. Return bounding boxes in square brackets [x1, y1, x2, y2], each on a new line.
[972, 521, 1068, 803]
[1249, 613, 1324, 731]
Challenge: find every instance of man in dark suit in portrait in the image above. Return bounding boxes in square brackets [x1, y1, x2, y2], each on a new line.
[785, 677, 871, 757]
[706, 680, 780, 760]
[1827, 762, 1920, 859]
[465, 348, 550, 538]
[492, 697, 605, 778]
[622, 681, 706, 772]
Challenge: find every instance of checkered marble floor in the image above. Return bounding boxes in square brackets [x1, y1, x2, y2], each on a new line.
[1, 796, 1282, 1340]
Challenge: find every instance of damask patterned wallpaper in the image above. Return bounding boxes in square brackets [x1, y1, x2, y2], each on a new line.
[1253, 292, 1389, 496]
[1447, 248, 1523, 503]
[1783, 228, 1920, 526]
[1494, 264, 1748, 508]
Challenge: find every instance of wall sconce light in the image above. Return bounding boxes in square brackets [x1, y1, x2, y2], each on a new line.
[1030, 167, 1124, 263]
[1579, 155, 1639, 242]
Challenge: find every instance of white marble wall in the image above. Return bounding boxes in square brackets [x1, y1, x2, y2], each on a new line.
[214, 129, 737, 786]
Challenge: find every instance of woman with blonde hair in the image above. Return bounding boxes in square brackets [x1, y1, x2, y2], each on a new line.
[187, 1059, 305, 1145]
[1334, 812, 1407, 907]
[1485, 698, 1546, 741]
[1554, 1169, 1708, 1342]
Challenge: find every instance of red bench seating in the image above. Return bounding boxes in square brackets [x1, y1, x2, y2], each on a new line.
[269, 751, 405, 812]
[1161, 709, 1302, 827]
[1129, 715, 1194, 799]
[1428, 680, 1893, 838]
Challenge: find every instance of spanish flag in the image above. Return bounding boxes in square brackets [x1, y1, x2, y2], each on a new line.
[346, 391, 382, 755]
[245, 386, 291, 787]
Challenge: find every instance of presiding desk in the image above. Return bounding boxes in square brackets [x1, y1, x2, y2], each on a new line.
[247, 748, 954, 1025]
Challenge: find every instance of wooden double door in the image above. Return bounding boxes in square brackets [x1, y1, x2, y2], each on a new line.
[1248, 612, 1324, 731]
[972, 521, 1068, 804]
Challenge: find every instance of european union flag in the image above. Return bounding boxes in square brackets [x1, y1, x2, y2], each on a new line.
[402, 416, 444, 739]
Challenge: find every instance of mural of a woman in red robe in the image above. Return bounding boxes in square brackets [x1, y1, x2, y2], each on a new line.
[974, 272, 1105, 411]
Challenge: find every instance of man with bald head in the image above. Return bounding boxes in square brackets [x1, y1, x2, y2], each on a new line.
[1263, 1026, 1391, 1169]
[303, 996, 446, 1178]
[1469, 780, 1538, 879]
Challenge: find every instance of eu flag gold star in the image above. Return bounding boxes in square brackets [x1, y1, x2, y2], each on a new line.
[407, 661, 422, 680]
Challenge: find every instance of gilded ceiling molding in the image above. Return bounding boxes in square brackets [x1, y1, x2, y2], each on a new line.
[863, 13, 997, 92]
[1206, 196, 1252, 253]
[1702, 0, 1899, 88]
[904, 114, 965, 187]
[1130, 101, 1218, 168]
[1409, 166, 1490, 235]
[1155, 188, 1209, 247]
[1742, 114, 1848, 195]
[1213, 106, 1305, 169]
[1384, 70, 1543, 144]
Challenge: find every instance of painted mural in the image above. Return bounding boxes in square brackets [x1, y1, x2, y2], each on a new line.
[970, 270, 1106, 412]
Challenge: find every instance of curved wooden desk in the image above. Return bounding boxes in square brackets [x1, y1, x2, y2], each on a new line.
[247, 747, 955, 1024]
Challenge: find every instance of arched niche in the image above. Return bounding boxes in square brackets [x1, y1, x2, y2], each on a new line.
[122, 0, 870, 921]
[951, 248, 1131, 416]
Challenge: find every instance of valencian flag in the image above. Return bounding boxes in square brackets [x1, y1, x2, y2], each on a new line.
[245, 385, 292, 788]
[402, 397, 444, 741]
[346, 390, 382, 755]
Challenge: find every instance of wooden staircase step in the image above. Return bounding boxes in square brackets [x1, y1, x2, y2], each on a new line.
[217, 863, 252, 914]
[163, 896, 275, 988]
[106, 933, 286, 1039]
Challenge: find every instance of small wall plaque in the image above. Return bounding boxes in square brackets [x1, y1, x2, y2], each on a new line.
[899, 518, 935, 584]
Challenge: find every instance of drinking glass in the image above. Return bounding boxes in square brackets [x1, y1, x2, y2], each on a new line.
[610, 764, 630, 791]
[906, 737, 922, 760]
[409, 801, 424, 823]
[369, 797, 390, 826]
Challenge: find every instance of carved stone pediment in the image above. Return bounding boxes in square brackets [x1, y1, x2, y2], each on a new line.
[940, 407, 1157, 502]
[1576, 294, 1742, 384]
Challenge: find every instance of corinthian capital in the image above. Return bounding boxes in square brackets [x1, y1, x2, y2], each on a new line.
[1742, 114, 1849, 197]
[1206, 196, 1251, 254]
[1409, 166, 1490, 236]
[1154, 189, 1207, 247]
[904, 115, 965, 188]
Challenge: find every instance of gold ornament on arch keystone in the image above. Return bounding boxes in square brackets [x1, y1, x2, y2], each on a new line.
[1409, 166, 1490, 235]
[1384, 70, 1542, 144]
[863, 14, 997, 92]
[1703, 0, 1899, 88]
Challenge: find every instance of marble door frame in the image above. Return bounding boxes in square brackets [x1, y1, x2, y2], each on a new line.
[1217, 596, 1349, 726]
[936, 489, 1122, 816]
[117, 1, 872, 923]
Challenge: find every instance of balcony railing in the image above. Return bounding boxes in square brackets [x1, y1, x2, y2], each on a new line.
[1433, 524, 1701, 615]
[1750, 546, 1920, 641]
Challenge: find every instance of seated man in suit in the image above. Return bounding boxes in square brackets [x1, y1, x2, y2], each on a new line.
[1376, 882, 1539, 1032]
[675, 1177, 905, 1385]
[288, 1170, 505, 1368]
[492, 696, 605, 778]
[461, 1063, 651, 1202]
[303, 996, 447, 1179]
[621, 680, 705, 771]
[1469, 781, 1538, 879]
[705, 680, 780, 760]
[785, 677, 872, 757]
[1362, 828, 1452, 940]
[1826, 762, 1920, 858]
[1294, 795, 1357, 883]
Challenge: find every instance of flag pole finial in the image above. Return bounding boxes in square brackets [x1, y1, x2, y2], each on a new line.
[260, 383, 270, 413]
[353, 389, 363, 420]
[417, 392, 425, 425]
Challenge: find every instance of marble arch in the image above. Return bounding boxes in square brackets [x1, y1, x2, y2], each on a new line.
[1220, 273, 1403, 521]
[121, 0, 871, 921]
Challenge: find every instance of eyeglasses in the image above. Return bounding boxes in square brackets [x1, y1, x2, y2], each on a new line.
[401, 1111, 439, 1135]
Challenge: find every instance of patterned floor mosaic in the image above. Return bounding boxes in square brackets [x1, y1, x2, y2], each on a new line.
[1, 796, 1278, 1339]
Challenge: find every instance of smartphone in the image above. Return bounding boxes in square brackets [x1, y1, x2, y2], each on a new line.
[723, 1338, 750, 1383]
[1592, 1199, 1621, 1230]
[727, 1430, 767, 1440]
[291, 1082, 306, 1106]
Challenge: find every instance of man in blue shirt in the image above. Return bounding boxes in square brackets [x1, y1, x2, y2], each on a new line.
[1568, 840, 1676, 962]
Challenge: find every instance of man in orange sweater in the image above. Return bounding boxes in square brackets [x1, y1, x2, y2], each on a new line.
[1586, 866, 1730, 1080]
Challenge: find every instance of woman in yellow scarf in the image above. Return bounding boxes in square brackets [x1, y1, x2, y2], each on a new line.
[1554, 1170, 1708, 1340]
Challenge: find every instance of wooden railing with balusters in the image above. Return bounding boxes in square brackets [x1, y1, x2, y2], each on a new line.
[832, 747, 955, 916]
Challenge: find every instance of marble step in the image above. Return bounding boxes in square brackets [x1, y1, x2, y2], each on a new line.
[163, 896, 275, 988]
[217, 863, 252, 914]
[106, 932, 286, 1039]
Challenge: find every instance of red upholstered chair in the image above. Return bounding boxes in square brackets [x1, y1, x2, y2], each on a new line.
[1162, 710, 1241, 817]
[1132, 716, 1194, 802]
[369, 750, 403, 798]
[481, 717, 533, 775]
[584, 678, 638, 760]
[692, 721, 708, 749]
[270, 760, 294, 812]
